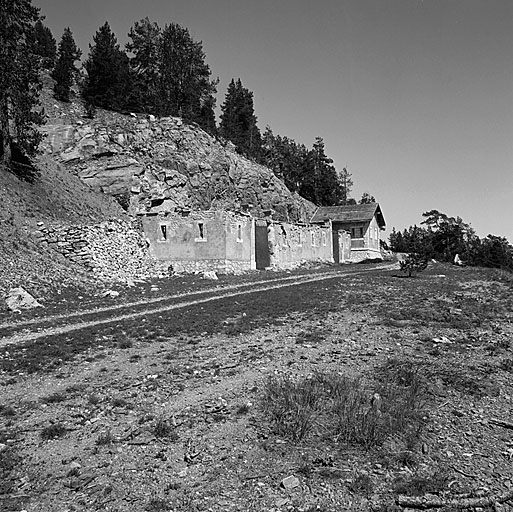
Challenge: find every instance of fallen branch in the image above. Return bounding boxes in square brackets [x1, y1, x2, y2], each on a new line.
[451, 465, 476, 479]
[397, 489, 513, 509]
[489, 418, 513, 430]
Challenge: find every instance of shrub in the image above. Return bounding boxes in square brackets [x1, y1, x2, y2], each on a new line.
[41, 423, 66, 440]
[261, 370, 427, 449]
[348, 472, 374, 494]
[0, 404, 16, 417]
[154, 418, 179, 441]
[96, 430, 115, 445]
[399, 253, 428, 277]
[111, 397, 130, 408]
[261, 374, 324, 442]
[393, 469, 449, 496]
[145, 499, 170, 511]
[40, 391, 67, 404]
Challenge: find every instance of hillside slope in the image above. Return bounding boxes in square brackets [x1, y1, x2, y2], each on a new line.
[0, 155, 125, 300]
[1, 80, 316, 303]
[39, 85, 315, 222]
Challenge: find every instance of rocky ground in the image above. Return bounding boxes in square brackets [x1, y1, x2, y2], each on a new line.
[1, 262, 513, 512]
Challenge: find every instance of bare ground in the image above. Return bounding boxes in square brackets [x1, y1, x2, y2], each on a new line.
[1, 262, 513, 512]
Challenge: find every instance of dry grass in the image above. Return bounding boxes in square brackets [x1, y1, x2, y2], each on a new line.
[40, 423, 66, 440]
[393, 468, 450, 496]
[261, 366, 427, 450]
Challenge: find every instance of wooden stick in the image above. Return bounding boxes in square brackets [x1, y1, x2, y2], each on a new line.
[489, 418, 513, 430]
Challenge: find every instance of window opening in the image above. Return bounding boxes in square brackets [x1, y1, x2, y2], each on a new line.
[237, 223, 243, 242]
[197, 222, 206, 241]
[160, 224, 167, 241]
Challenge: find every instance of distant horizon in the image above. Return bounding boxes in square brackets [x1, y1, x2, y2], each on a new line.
[34, 0, 513, 242]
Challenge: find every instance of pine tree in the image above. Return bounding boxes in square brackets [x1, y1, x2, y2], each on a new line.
[0, 0, 43, 178]
[82, 22, 130, 112]
[31, 19, 56, 69]
[126, 17, 161, 113]
[51, 28, 81, 102]
[359, 192, 376, 204]
[338, 167, 354, 204]
[198, 93, 217, 135]
[310, 137, 341, 205]
[158, 23, 217, 131]
[219, 78, 261, 159]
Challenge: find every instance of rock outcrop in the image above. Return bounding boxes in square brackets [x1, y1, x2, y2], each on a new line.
[40, 112, 316, 222]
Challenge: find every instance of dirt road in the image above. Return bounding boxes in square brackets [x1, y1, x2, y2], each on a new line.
[0, 263, 395, 348]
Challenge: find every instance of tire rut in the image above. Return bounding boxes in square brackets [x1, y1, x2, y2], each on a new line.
[0, 264, 395, 348]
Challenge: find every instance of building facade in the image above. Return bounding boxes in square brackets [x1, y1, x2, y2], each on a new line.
[311, 203, 386, 262]
[142, 210, 255, 273]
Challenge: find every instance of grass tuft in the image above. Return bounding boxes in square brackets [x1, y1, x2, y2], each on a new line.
[40, 423, 66, 440]
[146, 497, 171, 511]
[0, 404, 16, 417]
[393, 469, 450, 497]
[40, 391, 67, 404]
[96, 430, 115, 446]
[154, 418, 179, 441]
[348, 472, 374, 494]
[261, 369, 427, 449]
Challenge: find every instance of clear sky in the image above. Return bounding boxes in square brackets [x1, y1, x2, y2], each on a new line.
[34, 0, 513, 241]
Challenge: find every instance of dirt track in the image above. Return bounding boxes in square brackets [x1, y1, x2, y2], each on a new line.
[0, 264, 395, 348]
[1, 262, 513, 512]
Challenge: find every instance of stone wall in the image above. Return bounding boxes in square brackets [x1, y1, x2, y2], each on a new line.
[349, 248, 383, 262]
[269, 221, 334, 269]
[35, 219, 167, 282]
[168, 259, 252, 274]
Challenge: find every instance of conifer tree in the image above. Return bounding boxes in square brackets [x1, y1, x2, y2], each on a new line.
[158, 23, 217, 131]
[359, 192, 376, 204]
[338, 167, 354, 204]
[51, 28, 81, 102]
[31, 19, 56, 69]
[126, 17, 161, 113]
[0, 0, 43, 176]
[219, 79, 261, 159]
[309, 137, 341, 205]
[82, 22, 130, 112]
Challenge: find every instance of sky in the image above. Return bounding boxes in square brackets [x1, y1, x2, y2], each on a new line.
[34, 0, 513, 241]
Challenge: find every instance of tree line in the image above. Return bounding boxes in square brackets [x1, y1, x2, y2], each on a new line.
[0, 1, 378, 206]
[389, 210, 513, 271]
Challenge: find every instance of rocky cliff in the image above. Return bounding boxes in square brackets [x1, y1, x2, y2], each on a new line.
[40, 108, 316, 222]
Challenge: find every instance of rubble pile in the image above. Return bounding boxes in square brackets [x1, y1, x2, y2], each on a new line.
[35, 219, 167, 282]
[40, 112, 316, 222]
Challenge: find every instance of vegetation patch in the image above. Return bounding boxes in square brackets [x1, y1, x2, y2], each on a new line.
[40, 422, 67, 440]
[261, 368, 427, 450]
[393, 468, 450, 497]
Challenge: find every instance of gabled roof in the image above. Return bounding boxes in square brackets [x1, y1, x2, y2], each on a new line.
[310, 203, 386, 228]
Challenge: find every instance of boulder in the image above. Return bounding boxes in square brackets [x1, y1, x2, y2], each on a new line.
[5, 287, 43, 312]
